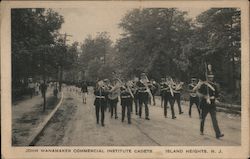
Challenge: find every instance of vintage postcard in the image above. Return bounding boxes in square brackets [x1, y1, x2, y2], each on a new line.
[1, 0, 249, 159]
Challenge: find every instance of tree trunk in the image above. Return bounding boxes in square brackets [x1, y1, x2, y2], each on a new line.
[42, 51, 46, 112]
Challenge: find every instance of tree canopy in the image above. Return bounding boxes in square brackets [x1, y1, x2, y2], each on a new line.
[12, 8, 241, 101]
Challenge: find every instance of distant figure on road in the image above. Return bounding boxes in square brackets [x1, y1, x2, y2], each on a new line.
[81, 81, 88, 104]
[28, 80, 35, 98]
[188, 77, 200, 118]
[40, 82, 47, 98]
[194, 73, 224, 139]
[94, 80, 108, 127]
[35, 82, 40, 96]
[53, 84, 58, 98]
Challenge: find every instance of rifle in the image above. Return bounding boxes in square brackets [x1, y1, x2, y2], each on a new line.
[205, 62, 211, 104]
[112, 72, 134, 99]
[166, 77, 174, 97]
[144, 76, 153, 102]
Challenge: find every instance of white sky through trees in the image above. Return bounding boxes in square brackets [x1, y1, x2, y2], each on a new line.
[55, 7, 209, 45]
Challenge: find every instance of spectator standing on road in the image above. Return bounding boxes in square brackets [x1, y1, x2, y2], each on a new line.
[40, 82, 47, 98]
[81, 81, 88, 104]
[35, 82, 40, 96]
[28, 80, 35, 98]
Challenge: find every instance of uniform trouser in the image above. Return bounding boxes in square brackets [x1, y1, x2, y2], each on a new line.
[95, 105, 105, 125]
[152, 94, 156, 105]
[138, 93, 149, 118]
[148, 94, 156, 105]
[164, 94, 175, 118]
[161, 94, 165, 107]
[110, 100, 118, 118]
[30, 88, 34, 98]
[174, 93, 182, 113]
[82, 92, 87, 103]
[189, 97, 200, 116]
[200, 102, 221, 137]
[121, 104, 131, 123]
[133, 96, 139, 114]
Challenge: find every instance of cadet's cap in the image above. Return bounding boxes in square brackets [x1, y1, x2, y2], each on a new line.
[191, 77, 196, 80]
[103, 79, 109, 82]
[140, 73, 146, 76]
[207, 74, 214, 78]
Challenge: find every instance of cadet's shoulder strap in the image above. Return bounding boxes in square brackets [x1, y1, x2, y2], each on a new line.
[204, 82, 215, 91]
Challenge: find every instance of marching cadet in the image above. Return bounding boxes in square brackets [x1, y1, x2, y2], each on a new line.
[149, 79, 158, 106]
[173, 78, 184, 114]
[193, 72, 224, 139]
[160, 77, 167, 108]
[107, 79, 119, 119]
[131, 78, 139, 115]
[164, 77, 176, 119]
[94, 80, 108, 127]
[188, 77, 200, 118]
[136, 73, 150, 120]
[120, 84, 133, 124]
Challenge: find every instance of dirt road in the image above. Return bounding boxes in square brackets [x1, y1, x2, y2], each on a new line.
[35, 86, 241, 146]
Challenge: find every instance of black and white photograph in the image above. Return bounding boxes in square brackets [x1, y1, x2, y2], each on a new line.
[1, 1, 249, 159]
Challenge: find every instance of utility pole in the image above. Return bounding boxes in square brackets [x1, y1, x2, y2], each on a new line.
[58, 33, 72, 91]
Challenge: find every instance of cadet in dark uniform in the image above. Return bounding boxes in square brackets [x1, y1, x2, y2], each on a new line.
[195, 73, 224, 139]
[131, 79, 139, 115]
[188, 77, 200, 118]
[149, 80, 158, 106]
[94, 80, 108, 127]
[173, 79, 184, 114]
[120, 85, 133, 124]
[164, 77, 176, 119]
[136, 73, 150, 120]
[160, 78, 167, 108]
[108, 79, 119, 119]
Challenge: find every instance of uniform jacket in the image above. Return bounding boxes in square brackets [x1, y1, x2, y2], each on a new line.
[94, 87, 108, 106]
[198, 81, 219, 104]
[120, 89, 133, 106]
[188, 83, 197, 97]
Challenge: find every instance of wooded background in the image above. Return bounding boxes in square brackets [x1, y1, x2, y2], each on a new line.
[11, 8, 241, 103]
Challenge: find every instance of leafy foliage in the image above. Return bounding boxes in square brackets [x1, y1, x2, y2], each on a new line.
[117, 8, 193, 80]
[12, 8, 64, 84]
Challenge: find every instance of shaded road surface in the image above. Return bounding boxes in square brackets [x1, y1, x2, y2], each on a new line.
[35, 86, 240, 146]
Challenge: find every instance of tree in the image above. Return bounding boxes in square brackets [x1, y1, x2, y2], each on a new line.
[193, 8, 241, 94]
[11, 8, 64, 108]
[79, 32, 114, 81]
[117, 8, 193, 81]
[12, 8, 64, 84]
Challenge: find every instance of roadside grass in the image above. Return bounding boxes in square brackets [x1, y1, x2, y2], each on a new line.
[12, 95, 61, 146]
